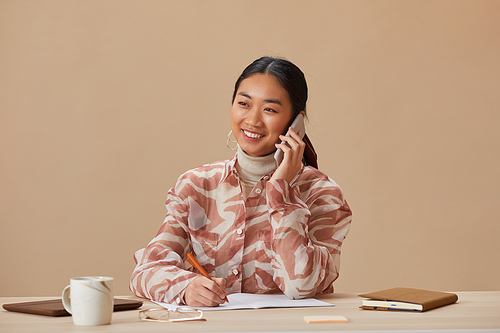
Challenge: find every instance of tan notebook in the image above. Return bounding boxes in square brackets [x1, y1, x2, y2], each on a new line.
[358, 287, 458, 312]
[3, 298, 143, 317]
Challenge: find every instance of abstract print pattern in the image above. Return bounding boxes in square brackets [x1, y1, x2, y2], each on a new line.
[130, 154, 352, 303]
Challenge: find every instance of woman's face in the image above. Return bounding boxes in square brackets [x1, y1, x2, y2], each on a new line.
[231, 74, 294, 157]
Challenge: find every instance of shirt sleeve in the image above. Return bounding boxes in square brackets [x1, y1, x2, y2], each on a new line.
[129, 184, 198, 303]
[265, 171, 352, 299]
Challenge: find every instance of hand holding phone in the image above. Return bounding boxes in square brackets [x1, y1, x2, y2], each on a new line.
[274, 113, 306, 166]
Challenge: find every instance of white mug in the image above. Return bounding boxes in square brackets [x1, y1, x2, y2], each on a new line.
[62, 276, 114, 326]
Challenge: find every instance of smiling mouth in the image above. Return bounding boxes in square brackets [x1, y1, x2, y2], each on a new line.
[243, 130, 263, 139]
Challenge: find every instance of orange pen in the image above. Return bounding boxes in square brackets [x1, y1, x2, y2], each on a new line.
[187, 252, 229, 303]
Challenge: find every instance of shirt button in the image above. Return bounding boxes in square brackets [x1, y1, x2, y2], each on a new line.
[232, 268, 239, 275]
[255, 188, 262, 194]
[263, 176, 269, 180]
[237, 228, 243, 235]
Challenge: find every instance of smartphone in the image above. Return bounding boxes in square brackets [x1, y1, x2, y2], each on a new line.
[274, 113, 306, 166]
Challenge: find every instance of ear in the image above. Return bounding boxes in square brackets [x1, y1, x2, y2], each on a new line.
[300, 111, 305, 116]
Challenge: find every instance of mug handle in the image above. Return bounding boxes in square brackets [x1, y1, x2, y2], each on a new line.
[61, 285, 72, 314]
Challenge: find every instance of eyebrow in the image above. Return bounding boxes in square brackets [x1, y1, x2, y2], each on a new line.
[238, 92, 282, 106]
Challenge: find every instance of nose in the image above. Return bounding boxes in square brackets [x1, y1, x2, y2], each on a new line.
[245, 106, 262, 127]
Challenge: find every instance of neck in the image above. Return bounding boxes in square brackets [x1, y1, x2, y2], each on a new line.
[237, 146, 276, 179]
[236, 146, 276, 199]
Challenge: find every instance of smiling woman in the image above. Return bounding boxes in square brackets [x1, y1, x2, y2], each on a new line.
[231, 73, 293, 158]
[129, 56, 352, 308]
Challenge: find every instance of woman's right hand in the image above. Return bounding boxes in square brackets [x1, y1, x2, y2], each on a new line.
[184, 276, 227, 307]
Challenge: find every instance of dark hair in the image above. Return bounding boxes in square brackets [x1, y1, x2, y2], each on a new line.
[232, 57, 308, 118]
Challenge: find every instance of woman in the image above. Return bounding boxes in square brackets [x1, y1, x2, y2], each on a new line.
[130, 56, 352, 307]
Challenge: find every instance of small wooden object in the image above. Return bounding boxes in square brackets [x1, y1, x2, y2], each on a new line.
[304, 315, 348, 323]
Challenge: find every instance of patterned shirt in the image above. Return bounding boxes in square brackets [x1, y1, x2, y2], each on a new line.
[129, 153, 352, 303]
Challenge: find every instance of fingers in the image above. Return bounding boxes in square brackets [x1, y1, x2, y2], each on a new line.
[277, 127, 304, 147]
[275, 127, 305, 163]
[213, 277, 227, 296]
[271, 127, 306, 183]
[185, 276, 227, 307]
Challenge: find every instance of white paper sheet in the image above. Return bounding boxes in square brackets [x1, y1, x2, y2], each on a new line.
[155, 293, 334, 311]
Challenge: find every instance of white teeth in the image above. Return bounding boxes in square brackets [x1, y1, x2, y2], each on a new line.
[244, 130, 263, 139]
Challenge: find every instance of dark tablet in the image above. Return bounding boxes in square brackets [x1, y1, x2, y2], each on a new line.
[3, 298, 143, 317]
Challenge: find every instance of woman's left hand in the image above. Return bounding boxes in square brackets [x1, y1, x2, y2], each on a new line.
[270, 127, 305, 184]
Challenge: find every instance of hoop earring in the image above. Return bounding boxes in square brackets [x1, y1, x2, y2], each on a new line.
[226, 130, 238, 150]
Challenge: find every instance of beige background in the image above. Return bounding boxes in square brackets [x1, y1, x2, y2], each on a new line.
[1, 0, 499, 297]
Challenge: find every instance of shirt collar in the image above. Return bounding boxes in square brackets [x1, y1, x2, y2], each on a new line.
[219, 151, 306, 185]
[220, 153, 238, 184]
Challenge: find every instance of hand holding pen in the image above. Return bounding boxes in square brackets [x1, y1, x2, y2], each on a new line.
[184, 253, 228, 307]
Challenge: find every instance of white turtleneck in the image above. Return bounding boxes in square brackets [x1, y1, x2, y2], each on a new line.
[236, 145, 277, 200]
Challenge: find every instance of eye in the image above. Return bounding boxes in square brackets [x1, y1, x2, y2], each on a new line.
[238, 101, 249, 107]
[264, 107, 277, 113]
